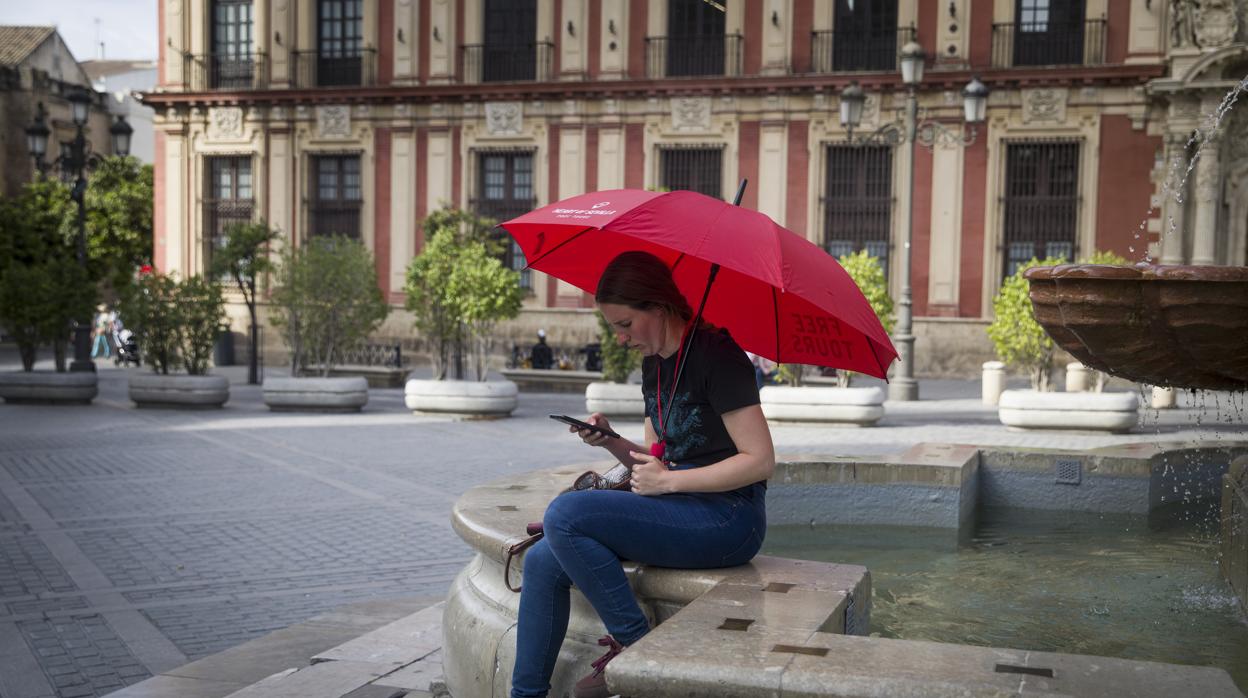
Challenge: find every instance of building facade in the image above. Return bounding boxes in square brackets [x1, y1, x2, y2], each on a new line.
[143, 0, 1248, 376]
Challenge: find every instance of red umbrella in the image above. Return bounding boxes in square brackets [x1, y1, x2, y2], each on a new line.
[499, 187, 898, 379]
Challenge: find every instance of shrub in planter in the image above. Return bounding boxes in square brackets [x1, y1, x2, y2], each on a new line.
[0, 180, 95, 371]
[177, 275, 227, 375]
[405, 208, 522, 381]
[271, 235, 389, 376]
[987, 256, 1065, 391]
[120, 270, 182, 374]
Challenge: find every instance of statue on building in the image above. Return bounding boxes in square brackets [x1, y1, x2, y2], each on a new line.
[1170, 0, 1199, 49]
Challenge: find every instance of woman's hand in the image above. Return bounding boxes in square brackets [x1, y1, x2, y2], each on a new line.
[628, 451, 675, 496]
[573, 412, 615, 448]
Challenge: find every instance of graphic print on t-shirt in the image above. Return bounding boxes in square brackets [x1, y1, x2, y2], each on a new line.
[648, 390, 707, 463]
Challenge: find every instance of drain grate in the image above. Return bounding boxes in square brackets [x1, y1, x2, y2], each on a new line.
[1055, 459, 1082, 485]
[718, 618, 755, 631]
[771, 644, 828, 657]
[995, 663, 1054, 678]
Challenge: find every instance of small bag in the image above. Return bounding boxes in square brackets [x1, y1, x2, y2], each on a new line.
[503, 463, 633, 592]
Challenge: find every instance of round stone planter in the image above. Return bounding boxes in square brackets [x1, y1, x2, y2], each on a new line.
[584, 381, 645, 419]
[0, 371, 98, 404]
[760, 385, 886, 426]
[998, 389, 1139, 432]
[129, 373, 229, 409]
[262, 376, 369, 413]
[404, 378, 518, 417]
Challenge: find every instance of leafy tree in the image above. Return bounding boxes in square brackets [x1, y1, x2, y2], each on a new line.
[271, 236, 389, 377]
[987, 256, 1066, 391]
[177, 276, 227, 376]
[120, 270, 182, 375]
[446, 241, 524, 381]
[596, 311, 641, 383]
[84, 156, 153, 292]
[0, 180, 94, 371]
[406, 207, 515, 380]
[210, 220, 279, 384]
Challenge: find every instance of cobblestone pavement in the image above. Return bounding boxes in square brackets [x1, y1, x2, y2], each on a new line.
[1, 356, 1245, 698]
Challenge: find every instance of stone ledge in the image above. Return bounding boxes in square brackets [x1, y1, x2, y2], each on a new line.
[500, 368, 603, 394]
[0, 370, 98, 404]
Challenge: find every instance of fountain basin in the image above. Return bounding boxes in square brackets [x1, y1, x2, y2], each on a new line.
[1024, 264, 1248, 391]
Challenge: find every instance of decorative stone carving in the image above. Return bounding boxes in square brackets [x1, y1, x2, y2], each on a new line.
[485, 102, 523, 135]
[316, 105, 351, 138]
[1194, 0, 1239, 48]
[671, 96, 712, 132]
[1170, 0, 1198, 48]
[1022, 88, 1067, 123]
[207, 107, 243, 139]
[860, 93, 879, 126]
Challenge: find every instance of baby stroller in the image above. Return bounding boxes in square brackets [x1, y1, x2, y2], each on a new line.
[113, 327, 141, 367]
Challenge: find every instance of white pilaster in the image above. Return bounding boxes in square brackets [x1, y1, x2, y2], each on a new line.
[928, 143, 965, 307]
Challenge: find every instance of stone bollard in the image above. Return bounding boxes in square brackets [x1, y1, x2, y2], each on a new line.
[1151, 386, 1177, 409]
[1065, 362, 1092, 392]
[982, 361, 1006, 406]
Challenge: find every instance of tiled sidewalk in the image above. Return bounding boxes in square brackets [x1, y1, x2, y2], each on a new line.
[1, 352, 1245, 697]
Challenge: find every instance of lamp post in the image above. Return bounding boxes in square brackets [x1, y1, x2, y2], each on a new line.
[838, 42, 988, 401]
[25, 92, 133, 372]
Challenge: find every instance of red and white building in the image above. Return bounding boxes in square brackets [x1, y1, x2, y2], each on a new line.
[142, 0, 1248, 375]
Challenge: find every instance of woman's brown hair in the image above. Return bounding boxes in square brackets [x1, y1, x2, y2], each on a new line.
[595, 251, 693, 323]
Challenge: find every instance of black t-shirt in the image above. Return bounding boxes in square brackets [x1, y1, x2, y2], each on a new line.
[641, 327, 760, 468]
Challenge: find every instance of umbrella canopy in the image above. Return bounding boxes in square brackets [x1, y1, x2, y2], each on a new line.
[499, 189, 898, 379]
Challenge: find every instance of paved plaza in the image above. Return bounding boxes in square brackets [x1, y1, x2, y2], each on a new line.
[1, 351, 1245, 698]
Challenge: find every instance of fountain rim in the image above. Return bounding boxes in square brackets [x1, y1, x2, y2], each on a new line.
[1024, 262, 1248, 282]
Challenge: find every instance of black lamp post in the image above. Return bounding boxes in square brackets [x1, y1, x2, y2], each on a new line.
[838, 42, 989, 401]
[25, 90, 133, 372]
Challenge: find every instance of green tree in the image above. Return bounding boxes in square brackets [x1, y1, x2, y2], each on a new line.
[596, 311, 641, 383]
[405, 207, 515, 380]
[84, 156, 153, 292]
[987, 256, 1066, 391]
[271, 236, 389, 377]
[0, 180, 94, 371]
[446, 241, 524, 381]
[177, 276, 227, 375]
[834, 250, 894, 387]
[210, 220, 279, 384]
[120, 270, 182, 375]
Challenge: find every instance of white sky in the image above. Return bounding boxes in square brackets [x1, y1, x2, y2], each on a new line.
[1, 0, 158, 62]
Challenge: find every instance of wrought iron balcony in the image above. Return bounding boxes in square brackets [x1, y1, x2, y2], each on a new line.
[459, 42, 554, 84]
[645, 34, 743, 79]
[810, 26, 916, 73]
[291, 48, 377, 88]
[992, 18, 1106, 68]
[183, 52, 267, 91]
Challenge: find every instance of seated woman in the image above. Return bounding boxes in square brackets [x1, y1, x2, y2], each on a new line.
[510, 251, 775, 698]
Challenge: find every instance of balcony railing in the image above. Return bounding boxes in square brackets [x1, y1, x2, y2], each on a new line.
[308, 202, 363, 239]
[645, 34, 743, 79]
[992, 18, 1106, 68]
[460, 42, 554, 84]
[291, 48, 377, 88]
[810, 26, 916, 73]
[183, 52, 267, 91]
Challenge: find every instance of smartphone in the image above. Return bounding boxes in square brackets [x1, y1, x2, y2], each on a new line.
[549, 414, 621, 439]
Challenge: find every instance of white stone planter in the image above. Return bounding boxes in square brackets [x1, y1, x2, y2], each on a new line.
[1151, 386, 1177, 409]
[0, 371, 97, 404]
[129, 373, 229, 408]
[584, 381, 645, 418]
[1065, 362, 1092, 392]
[405, 378, 518, 417]
[759, 385, 885, 426]
[998, 389, 1138, 432]
[263, 376, 369, 412]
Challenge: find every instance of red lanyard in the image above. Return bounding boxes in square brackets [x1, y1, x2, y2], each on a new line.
[651, 322, 692, 460]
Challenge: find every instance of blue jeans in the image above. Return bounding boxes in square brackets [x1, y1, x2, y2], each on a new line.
[91, 333, 110, 358]
[510, 474, 766, 698]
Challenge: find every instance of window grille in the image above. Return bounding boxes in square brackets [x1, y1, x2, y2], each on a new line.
[822, 145, 892, 274]
[472, 151, 536, 290]
[659, 147, 723, 199]
[831, 0, 899, 72]
[309, 155, 362, 239]
[210, 0, 254, 89]
[203, 156, 254, 277]
[1001, 141, 1080, 279]
[315, 0, 364, 86]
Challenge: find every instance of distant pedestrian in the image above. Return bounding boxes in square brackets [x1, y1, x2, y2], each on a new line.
[90, 310, 113, 359]
[530, 329, 554, 370]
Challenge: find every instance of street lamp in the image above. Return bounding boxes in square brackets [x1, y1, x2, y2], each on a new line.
[25, 89, 132, 373]
[838, 42, 989, 401]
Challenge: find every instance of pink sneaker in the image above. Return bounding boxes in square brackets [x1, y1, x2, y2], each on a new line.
[572, 635, 625, 698]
